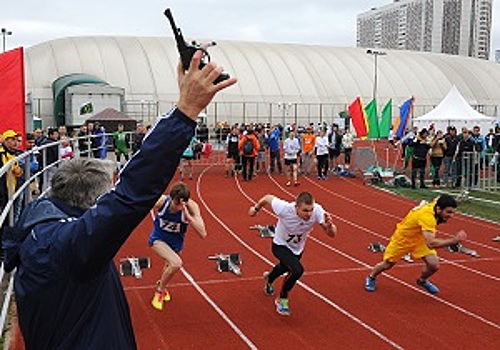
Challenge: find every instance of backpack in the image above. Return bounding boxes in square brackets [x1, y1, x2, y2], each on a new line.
[243, 137, 254, 155]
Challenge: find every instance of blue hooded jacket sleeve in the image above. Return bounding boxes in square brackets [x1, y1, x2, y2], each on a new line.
[14, 108, 196, 350]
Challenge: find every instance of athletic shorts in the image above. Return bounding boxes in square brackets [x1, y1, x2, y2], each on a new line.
[383, 235, 436, 262]
[148, 231, 183, 253]
[328, 148, 340, 159]
[284, 158, 298, 166]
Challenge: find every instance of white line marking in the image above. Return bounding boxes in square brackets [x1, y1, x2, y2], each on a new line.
[304, 176, 500, 269]
[123, 256, 500, 292]
[180, 268, 258, 350]
[305, 176, 500, 253]
[264, 174, 500, 330]
[338, 175, 500, 230]
[196, 168, 403, 349]
[149, 202, 257, 349]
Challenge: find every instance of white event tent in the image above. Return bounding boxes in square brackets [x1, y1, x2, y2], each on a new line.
[413, 85, 497, 133]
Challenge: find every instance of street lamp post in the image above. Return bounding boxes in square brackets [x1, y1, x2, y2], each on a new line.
[1, 28, 13, 53]
[366, 49, 386, 102]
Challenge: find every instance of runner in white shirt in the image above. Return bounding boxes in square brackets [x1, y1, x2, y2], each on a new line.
[249, 192, 337, 316]
[314, 128, 329, 180]
[283, 131, 302, 186]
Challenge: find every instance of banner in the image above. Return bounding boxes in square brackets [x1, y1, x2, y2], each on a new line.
[395, 96, 414, 138]
[0, 47, 26, 140]
[365, 99, 379, 139]
[348, 97, 368, 138]
[379, 99, 392, 138]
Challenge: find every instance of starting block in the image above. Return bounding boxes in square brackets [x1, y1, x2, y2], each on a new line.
[368, 242, 413, 263]
[368, 242, 385, 253]
[447, 243, 479, 257]
[119, 257, 151, 279]
[250, 224, 275, 238]
[208, 253, 242, 276]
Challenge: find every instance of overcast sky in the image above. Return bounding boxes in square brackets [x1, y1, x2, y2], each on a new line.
[1, 0, 499, 59]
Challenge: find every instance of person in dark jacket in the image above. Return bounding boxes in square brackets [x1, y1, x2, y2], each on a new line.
[443, 126, 460, 187]
[455, 129, 475, 188]
[411, 128, 431, 189]
[39, 128, 59, 192]
[4, 50, 237, 350]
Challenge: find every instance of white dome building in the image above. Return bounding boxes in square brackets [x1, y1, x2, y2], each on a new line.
[25, 36, 500, 128]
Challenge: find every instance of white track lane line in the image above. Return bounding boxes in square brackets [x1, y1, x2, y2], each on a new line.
[302, 176, 500, 280]
[304, 176, 500, 253]
[196, 167, 404, 349]
[148, 210, 257, 350]
[180, 268, 258, 350]
[263, 174, 500, 330]
[123, 256, 499, 292]
[337, 175, 500, 230]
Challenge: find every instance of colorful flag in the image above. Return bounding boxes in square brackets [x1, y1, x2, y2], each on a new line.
[395, 97, 414, 138]
[348, 97, 368, 138]
[0, 48, 26, 141]
[365, 99, 379, 139]
[378, 99, 392, 138]
[80, 101, 94, 115]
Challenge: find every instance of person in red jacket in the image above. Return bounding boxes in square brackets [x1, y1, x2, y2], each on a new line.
[238, 126, 260, 182]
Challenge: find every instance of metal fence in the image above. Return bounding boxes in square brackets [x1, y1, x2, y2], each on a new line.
[459, 152, 499, 192]
[28, 97, 500, 132]
[0, 138, 498, 342]
[0, 131, 232, 341]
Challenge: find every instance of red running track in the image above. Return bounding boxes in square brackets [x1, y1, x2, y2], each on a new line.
[9, 165, 500, 349]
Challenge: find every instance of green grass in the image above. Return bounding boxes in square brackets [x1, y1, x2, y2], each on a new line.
[378, 185, 500, 223]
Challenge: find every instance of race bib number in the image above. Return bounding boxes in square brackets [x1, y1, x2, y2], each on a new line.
[286, 234, 303, 244]
[159, 219, 181, 233]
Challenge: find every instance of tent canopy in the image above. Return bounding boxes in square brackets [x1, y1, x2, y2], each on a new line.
[413, 85, 497, 132]
[415, 85, 493, 121]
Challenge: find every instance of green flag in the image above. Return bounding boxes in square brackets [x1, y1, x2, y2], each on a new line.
[379, 99, 392, 138]
[79, 101, 94, 115]
[365, 99, 379, 139]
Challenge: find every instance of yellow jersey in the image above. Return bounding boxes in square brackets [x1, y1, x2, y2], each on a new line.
[392, 201, 437, 245]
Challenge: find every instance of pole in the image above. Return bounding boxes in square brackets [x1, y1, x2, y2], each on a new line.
[373, 54, 378, 102]
[1, 28, 12, 53]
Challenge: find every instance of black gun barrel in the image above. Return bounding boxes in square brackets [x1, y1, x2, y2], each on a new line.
[164, 9, 177, 34]
[164, 9, 183, 44]
[164, 8, 230, 84]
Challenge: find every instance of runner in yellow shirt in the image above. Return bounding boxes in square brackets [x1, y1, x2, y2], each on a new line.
[365, 194, 467, 294]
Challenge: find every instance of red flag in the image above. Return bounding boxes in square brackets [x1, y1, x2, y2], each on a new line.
[0, 47, 26, 140]
[348, 97, 368, 138]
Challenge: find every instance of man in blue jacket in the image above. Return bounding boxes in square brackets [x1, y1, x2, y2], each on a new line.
[3, 50, 236, 350]
[268, 125, 283, 174]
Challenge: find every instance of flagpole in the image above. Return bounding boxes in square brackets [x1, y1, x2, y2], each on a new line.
[366, 49, 386, 172]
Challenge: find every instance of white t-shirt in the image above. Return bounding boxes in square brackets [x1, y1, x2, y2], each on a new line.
[271, 197, 325, 255]
[283, 138, 301, 160]
[315, 136, 329, 156]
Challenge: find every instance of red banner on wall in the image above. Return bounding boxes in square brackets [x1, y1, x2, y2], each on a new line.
[0, 47, 26, 141]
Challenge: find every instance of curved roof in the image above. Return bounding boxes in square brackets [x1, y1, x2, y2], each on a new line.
[25, 36, 500, 115]
[52, 73, 108, 124]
